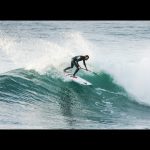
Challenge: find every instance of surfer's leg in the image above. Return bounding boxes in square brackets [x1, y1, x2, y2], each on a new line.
[73, 62, 79, 76]
[73, 68, 79, 76]
[64, 61, 74, 72]
[64, 67, 71, 72]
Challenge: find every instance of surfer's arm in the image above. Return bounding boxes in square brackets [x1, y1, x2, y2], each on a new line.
[83, 60, 87, 70]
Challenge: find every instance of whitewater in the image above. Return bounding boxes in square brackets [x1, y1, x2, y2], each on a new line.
[0, 21, 150, 129]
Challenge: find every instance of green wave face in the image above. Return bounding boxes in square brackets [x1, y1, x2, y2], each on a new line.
[0, 68, 150, 129]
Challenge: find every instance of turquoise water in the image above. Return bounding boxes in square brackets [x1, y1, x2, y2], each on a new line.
[0, 21, 150, 129]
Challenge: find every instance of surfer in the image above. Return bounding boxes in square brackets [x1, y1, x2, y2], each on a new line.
[64, 55, 89, 77]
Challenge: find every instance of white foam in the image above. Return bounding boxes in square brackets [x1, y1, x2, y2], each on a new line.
[0, 31, 95, 74]
[92, 37, 150, 105]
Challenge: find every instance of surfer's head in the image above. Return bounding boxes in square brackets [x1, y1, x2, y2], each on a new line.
[85, 55, 89, 60]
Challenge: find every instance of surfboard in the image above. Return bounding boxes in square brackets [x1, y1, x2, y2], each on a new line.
[64, 72, 92, 85]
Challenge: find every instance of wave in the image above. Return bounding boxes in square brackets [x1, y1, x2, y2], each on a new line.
[1, 21, 150, 128]
[0, 27, 150, 107]
[1, 68, 150, 128]
[0, 68, 145, 107]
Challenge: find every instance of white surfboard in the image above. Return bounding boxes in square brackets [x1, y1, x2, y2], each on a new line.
[64, 72, 92, 85]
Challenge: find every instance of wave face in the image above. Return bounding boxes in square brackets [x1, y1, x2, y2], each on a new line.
[0, 21, 150, 129]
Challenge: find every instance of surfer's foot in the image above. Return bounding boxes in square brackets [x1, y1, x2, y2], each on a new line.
[72, 75, 77, 78]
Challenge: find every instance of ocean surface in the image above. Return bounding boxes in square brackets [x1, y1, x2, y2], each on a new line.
[0, 21, 150, 129]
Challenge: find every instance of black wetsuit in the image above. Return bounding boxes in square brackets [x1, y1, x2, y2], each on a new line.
[64, 56, 87, 76]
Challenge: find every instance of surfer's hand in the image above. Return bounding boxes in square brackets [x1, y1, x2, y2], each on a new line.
[78, 66, 81, 69]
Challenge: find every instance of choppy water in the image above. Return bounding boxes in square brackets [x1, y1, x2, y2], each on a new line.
[0, 21, 150, 129]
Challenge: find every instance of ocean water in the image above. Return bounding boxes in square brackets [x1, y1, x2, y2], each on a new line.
[0, 21, 150, 129]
